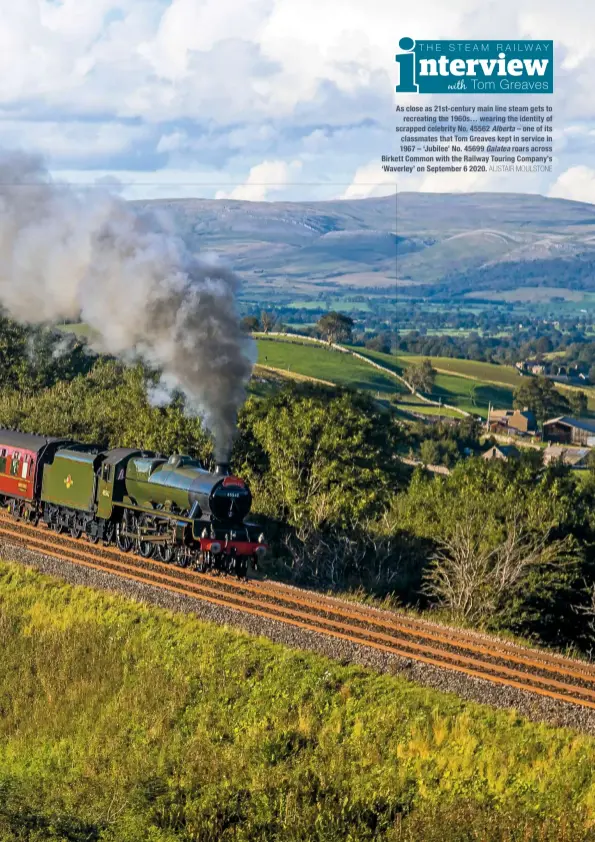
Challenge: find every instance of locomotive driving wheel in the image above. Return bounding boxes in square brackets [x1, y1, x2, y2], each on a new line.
[136, 514, 155, 558]
[138, 539, 154, 558]
[52, 513, 68, 534]
[116, 509, 135, 552]
[154, 543, 174, 563]
[174, 546, 191, 568]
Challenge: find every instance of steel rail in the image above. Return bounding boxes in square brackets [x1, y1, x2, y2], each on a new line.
[1, 520, 595, 711]
[4, 514, 594, 685]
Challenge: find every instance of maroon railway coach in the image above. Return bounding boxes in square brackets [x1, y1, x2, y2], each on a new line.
[0, 431, 71, 518]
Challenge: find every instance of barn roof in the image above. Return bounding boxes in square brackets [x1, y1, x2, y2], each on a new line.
[543, 417, 595, 434]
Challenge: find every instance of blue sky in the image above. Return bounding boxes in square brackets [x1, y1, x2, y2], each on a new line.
[2, 0, 594, 202]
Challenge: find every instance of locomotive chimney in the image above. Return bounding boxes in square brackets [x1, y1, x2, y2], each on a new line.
[215, 462, 230, 476]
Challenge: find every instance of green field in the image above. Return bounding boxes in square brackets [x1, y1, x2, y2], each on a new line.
[350, 347, 515, 416]
[257, 339, 404, 395]
[257, 340, 595, 416]
[282, 298, 373, 312]
[255, 339, 518, 416]
[63, 325, 595, 419]
[395, 353, 595, 415]
[0, 561, 594, 841]
[356, 348, 523, 389]
[464, 287, 592, 304]
[401, 355, 523, 387]
[394, 399, 463, 419]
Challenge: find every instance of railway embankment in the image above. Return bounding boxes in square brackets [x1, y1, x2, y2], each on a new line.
[2, 515, 595, 734]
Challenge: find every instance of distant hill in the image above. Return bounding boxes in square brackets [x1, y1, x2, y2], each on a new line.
[131, 193, 595, 299]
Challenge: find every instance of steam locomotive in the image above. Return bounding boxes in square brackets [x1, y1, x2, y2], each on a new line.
[0, 429, 266, 577]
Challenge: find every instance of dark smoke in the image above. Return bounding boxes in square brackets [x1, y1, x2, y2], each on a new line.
[0, 150, 255, 460]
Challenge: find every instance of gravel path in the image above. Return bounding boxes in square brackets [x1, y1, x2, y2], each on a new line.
[4, 540, 595, 735]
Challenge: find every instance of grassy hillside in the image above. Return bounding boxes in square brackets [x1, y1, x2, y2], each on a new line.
[256, 338, 404, 395]
[400, 355, 523, 388]
[397, 229, 519, 283]
[353, 347, 517, 414]
[255, 340, 514, 416]
[59, 327, 590, 418]
[359, 346, 595, 414]
[256, 340, 595, 416]
[0, 561, 594, 841]
[128, 193, 595, 301]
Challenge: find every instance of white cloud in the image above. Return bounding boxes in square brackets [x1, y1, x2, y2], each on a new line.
[0, 0, 587, 124]
[548, 166, 595, 203]
[341, 161, 395, 199]
[138, 0, 270, 80]
[156, 131, 188, 154]
[0, 120, 149, 161]
[53, 165, 226, 200]
[215, 159, 302, 201]
[0, 0, 592, 200]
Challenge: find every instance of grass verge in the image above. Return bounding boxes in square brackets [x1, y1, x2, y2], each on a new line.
[0, 561, 594, 841]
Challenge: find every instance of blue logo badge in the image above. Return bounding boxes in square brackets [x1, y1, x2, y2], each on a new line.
[396, 39, 553, 94]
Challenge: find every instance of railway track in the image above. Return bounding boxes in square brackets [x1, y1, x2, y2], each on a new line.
[1, 514, 595, 712]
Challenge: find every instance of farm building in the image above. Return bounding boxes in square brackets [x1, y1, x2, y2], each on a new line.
[487, 408, 537, 436]
[482, 444, 520, 462]
[543, 445, 591, 469]
[542, 417, 595, 447]
[515, 360, 589, 384]
[515, 360, 548, 376]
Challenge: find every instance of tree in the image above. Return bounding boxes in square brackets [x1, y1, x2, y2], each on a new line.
[0, 317, 92, 391]
[392, 458, 583, 639]
[468, 383, 478, 407]
[260, 311, 277, 334]
[424, 515, 575, 624]
[569, 390, 588, 418]
[419, 439, 440, 467]
[235, 384, 404, 530]
[241, 315, 260, 333]
[316, 312, 354, 345]
[0, 358, 213, 462]
[365, 332, 391, 354]
[513, 376, 570, 422]
[535, 335, 553, 355]
[405, 359, 436, 393]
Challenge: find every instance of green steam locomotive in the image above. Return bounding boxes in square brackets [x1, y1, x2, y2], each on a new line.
[0, 430, 266, 577]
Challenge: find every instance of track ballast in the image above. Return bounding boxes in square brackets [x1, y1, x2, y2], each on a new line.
[2, 513, 595, 729]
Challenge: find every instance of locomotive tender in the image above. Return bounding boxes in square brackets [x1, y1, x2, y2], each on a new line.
[0, 429, 266, 577]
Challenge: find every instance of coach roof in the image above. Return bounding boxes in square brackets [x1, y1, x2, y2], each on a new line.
[0, 429, 72, 453]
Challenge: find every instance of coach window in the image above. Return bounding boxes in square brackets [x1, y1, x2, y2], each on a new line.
[21, 459, 29, 479]
[11, 453, 19, 476]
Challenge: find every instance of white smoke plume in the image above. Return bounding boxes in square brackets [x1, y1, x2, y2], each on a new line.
[0, 150, 255, 460]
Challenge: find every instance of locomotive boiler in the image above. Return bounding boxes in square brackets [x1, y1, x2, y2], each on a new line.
[0, 429, 265, 577]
